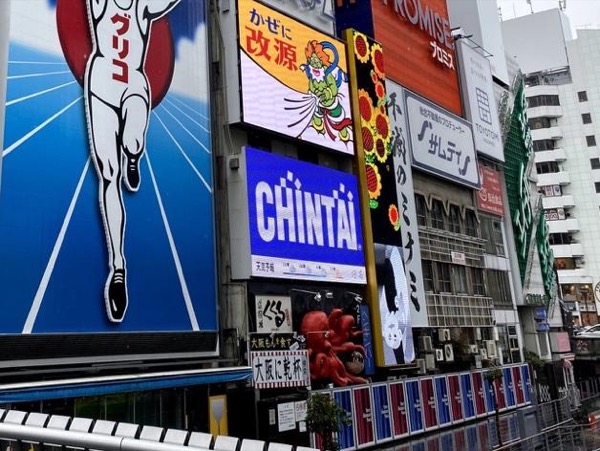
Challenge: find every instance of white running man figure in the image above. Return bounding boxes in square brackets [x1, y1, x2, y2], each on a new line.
[84, 0, 180, 322]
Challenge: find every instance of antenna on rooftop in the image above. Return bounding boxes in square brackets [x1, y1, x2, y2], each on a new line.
[559, 0, 567, 11]
[526, 0, 534, 14]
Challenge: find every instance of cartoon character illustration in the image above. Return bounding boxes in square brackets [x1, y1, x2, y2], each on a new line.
[375, 244, 415, 364]
[84, 0, 180, 322]
[288, 40, 352, 144]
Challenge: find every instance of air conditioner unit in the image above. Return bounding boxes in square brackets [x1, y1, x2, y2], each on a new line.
[444, 344, 454, 362]
[469, 344, 479, 354]
[440, 328, 451, 342]
[435, 348, 445, 362]
[474, 327, 482, 341]
[418, 336, 433, 352]
[416, 358, 427, 374]
[479, 348, 488, 360]
[486, 340, 498, 359]
[425, 354, 436, 370]
[474, 355, 483, 369]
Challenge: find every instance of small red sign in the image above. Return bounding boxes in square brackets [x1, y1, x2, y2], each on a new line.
[477, 166, 504, 217]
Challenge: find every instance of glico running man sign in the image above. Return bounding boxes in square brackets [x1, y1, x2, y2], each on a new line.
[0, 0, 218, 349]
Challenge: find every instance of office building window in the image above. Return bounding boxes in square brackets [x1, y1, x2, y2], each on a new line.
[536, 161, 560, 174]
[578, 91, 588, 102]
[465, 209, 478, 237]
[448, 204, 461, 234]
[532, 140, 556, 152]
[422, 260, 434, 292]
[527, 95, 560, 108]
[591, 158, 600, 170]
[436, 262, 452, 293]
[487, 270, 512, 307]
[451, 265, 468, 294]
[582, 113, 592, 124]
[596, 182, 600, 193]
[431, 199, 445, 230]
[472, 268, 486, 296]
[587, 136, 597, 147]
[481, 216, 505, 256]
[549, 233, 571, 245]
[415, 194, 427, 226]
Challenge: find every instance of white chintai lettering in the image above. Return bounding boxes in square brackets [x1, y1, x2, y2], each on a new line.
[274, 173, 296, 242]
[254, 172, 358, 250]
[256, 181, 276, 242]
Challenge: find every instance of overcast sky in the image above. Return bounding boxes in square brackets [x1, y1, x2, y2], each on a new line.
[497, 0, 600, 37]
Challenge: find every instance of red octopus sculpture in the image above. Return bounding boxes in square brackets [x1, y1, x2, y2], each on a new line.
[300, 309, 367, 386]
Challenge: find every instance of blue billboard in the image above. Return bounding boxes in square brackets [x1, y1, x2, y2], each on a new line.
[245, 146, 366, 284]
[0, 0, 217, 343]
[434, 376, 451, 426]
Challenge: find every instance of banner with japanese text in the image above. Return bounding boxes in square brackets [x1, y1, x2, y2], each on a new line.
[251, 350, 310, 389]
[346, 30, 414, 368]
[238, 0, 354, 155]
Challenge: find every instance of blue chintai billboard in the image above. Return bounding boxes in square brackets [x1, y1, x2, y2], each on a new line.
[241, 146, 366, 284]
[0, 0, 218, 359]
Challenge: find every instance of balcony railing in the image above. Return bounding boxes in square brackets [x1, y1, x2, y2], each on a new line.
[418, 227, 486, 267]
[426, 293, 494, 327]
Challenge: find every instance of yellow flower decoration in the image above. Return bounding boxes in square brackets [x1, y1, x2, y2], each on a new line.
[357, 89, 374, 124]
[365, 162, 382, 200]
[354, 32, 370, 64]
[371, 43, 385, 80]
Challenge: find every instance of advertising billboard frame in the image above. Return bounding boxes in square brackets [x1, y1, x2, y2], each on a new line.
[0, 0, 220, 368]
[237, 0, 355, 156]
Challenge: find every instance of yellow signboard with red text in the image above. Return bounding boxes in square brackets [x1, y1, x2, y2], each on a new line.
[238, 0, 354, 155]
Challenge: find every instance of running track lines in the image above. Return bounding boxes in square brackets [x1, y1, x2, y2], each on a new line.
[6, 80, 78, 106]
[164, 97, 210, 133]
[145, 152, 200, 331]
[7, 70, 73, 80]
[157, 103, 211, 154]
[22, 159, 92, 334]
[2, 96, 83, 157]
[152, 111, 212, 193]
[168, 96, 210, 123]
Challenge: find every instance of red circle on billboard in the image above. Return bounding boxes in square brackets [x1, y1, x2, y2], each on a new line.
[55, 0, 175, 108]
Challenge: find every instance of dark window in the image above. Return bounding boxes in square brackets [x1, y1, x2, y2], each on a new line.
[472, 268, 486, 296]
[596, 182, 600, 193]
[415, 194, 427, 226]
[578, 91, 588, 102]
[465, 209, 478, 237]
[436, 262, 452, 293]
[448, 204, 461, 234]
[532, 140, 556, 152]
[422, 260, 434, 292]
[431, 199, 445, 230]
[527, 95, 560, 108]
[549, 233, 571, 245]
[487, 270, 512, 307]
[587, 136, 597, 147]
[528, 117, 552, 129]
[582, 113, 592, 124]
[591, 158, 600, 170]
[481, 216, 505, 256]
[536, 161, 560, 174]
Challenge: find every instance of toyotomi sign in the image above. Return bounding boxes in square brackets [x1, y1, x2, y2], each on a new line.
[456, 40, 504, 162]
[405, 91, 479, 188]
[235, 147, 366, 283]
